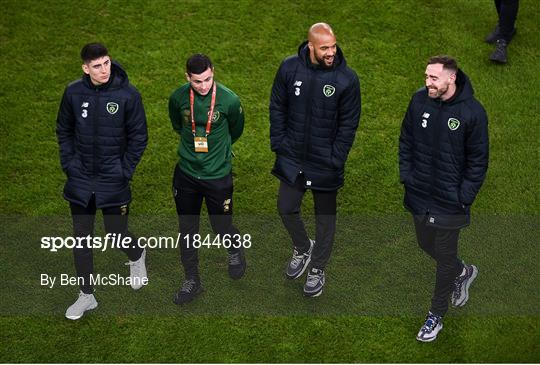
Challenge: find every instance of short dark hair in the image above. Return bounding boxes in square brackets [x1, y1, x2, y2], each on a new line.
[80, 43, 108, 63]
[427, 55, 458, 73]
[186, 54, 213, 75]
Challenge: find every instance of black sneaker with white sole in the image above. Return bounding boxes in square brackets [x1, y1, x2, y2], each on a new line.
[416, 312, 443, 342]
[451, 263, 478, 307]
[173, 278, 203, 305]
[228, 248, 246, 280]
[286, 239, 314, 279]
[303, 267, 325, 297]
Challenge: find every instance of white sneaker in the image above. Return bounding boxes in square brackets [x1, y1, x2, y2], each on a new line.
[65, 291, 98, 320]
[416, 312, 443, 342]
[125, 249, 147, 290]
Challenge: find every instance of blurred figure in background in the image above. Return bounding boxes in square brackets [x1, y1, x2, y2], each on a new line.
[485, 0, 519, 64]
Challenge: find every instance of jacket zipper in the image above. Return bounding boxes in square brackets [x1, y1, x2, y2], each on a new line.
[430, 99, 443, 197]
[92, 87, 100, 194]
[301, 68, 315, 172]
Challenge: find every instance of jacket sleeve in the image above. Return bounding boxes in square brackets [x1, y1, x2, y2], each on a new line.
[169, 91, 183, 135]
[331, 74, 361, 168]
[56, 88, 75, 174]
[459, 106, 489, 205]
[398, 97, 415, 184]
[122, 92, 148, 180]
[269, 61, 288, 153]
[228, 95, 244, 144]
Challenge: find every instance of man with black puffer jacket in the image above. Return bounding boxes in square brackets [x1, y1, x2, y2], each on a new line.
[399, 55, 489, 342]
[270, 23, 361, 298]
[56, 43, 148, 320]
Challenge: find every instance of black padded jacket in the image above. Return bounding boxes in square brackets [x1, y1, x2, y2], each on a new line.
[56, 61, 148, 208]
[399, 69, 489, 228]
[270, 41, 361, 191]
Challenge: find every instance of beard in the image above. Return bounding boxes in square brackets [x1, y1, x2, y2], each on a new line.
[427, 85, 448, 99]
[315, 54, 335, 69]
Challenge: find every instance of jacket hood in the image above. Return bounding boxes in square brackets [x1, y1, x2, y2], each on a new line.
[452, 69, 474, 102]
[82, 60, 129, 90]
[297, 40, 346, 70]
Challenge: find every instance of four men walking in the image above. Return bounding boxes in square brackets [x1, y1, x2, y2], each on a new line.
[56, 25, 488, 342]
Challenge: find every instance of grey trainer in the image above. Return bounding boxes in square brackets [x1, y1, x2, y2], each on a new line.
[286, 239, 314, 279]
[125, 249, 147, 290]
[451, 263, 478, 307]
[303, 267, 325, 297]
[65, 291, 98, 320]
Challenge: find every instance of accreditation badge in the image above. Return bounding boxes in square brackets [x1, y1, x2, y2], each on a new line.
[194, 136, 209, 153]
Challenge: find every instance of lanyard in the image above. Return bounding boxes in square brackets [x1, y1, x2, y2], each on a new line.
[189, 82, 217, 137]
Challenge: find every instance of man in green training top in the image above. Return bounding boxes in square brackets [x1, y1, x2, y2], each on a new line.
[169, 53, 246, 304]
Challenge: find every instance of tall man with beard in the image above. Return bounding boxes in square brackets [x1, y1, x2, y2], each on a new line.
[399, 55, 489, 342]
[270, 23, 361, 297]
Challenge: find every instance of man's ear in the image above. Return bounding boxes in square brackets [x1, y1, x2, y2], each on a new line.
[185, 72, 190, 82]
[82, 63, 89, 75]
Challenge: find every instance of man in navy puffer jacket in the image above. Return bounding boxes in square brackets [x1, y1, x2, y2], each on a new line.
[56, 43, 148, 320]
[270, 23, 361, 298]
[399, 55, 488, 342]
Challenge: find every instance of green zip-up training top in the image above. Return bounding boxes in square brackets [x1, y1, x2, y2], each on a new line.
[169, 82, 244, 179]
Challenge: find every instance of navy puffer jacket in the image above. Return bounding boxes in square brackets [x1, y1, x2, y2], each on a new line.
[270, 41, 361, 191]
[399, 69, 489, 228]
[56, 61, 148, 208]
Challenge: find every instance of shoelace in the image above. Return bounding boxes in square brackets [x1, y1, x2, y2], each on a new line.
[452, 268, 468, 300]
[229, 253, 242, 266]
[306, 271, 322, 286]
[75, 292, 93, 305]
[290, 251, 305, 268]
[422, 314, 440, 331]
[181, 280, 196, 293]
[125, 258, 143, 268]
[496, 39, 507, 49]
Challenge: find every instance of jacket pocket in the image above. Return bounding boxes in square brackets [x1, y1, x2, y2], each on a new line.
[278, 136, 292, 156]
[65, 154, 81, 177]
[112, 159, 128, 182]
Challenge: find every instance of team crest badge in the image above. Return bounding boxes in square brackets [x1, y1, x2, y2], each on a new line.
[210, 111, 220, 122]
[106, 102, 119, 115]
[448, 118, 460, 131]
[323, 85, 335, 97]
